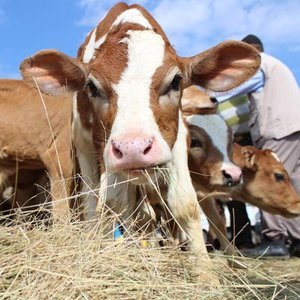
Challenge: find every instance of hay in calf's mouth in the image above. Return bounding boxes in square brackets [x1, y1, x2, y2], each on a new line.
[1, 213, 300, 299]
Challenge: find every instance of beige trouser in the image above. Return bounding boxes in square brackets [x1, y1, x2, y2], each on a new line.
[256, 131, 300, 241]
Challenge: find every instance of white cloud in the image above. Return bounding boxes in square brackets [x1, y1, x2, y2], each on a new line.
[77, 0, 300, 56]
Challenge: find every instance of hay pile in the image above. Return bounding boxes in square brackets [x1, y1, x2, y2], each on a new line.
[1, 177, 299, 299]
[0, 214, 300, 299]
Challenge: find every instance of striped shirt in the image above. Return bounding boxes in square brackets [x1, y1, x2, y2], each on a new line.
[217, 95, 250, 135]
[216, 70, 265, 135]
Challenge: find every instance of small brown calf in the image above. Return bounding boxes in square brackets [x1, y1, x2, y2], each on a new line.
[232, 144, 300, 217]
[0, 79, 75, 220]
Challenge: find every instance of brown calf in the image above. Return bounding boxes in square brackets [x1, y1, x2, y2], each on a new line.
[0, 79, 74, 219]
[181, 86, 218, 115]
[232, 144, 300, 217]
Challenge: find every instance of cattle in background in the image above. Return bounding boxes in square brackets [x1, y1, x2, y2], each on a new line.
[182, 85, 218, 115]
[200, 144, 300, 257]
[187, 127, 300, 255]
[187, 114, 242, 192]
[232, 144, 300, 217]
[181, 87, 300, 255]
[0, 79, 75, 220]
[185, 113, 242, 256]
[0, 169, 52, 225]
[20, 2, 260, 283]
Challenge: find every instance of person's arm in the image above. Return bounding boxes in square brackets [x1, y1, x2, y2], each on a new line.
[216, 69, 265, 103]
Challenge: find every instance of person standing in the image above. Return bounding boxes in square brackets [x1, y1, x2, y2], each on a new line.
[217, 34, 300, 258]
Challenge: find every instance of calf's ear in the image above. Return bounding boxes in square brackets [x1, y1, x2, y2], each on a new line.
[241, 146, 257, 170]
[233, 144, 257, 170]
[181, 40, 261, 93]
[20, 49, 86, 96]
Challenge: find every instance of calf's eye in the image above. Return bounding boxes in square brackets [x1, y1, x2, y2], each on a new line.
[86, 80, 100, 98]
[170, 74, 182, 91]
[191, 138, 203, 148]
[274, 172, 285, 182]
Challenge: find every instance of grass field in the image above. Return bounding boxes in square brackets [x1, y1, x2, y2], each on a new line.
[1, 215, 299, 300]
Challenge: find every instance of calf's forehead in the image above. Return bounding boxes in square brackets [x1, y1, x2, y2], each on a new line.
[186, 114, 231, 158]
[89, 28, 170, 89]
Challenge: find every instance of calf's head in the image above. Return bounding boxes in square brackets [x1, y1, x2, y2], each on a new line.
[233, 144, 300, 217]
[20, 4, 260, 184]
[182, 86, 218, 115]
[186, 114, 242, 190]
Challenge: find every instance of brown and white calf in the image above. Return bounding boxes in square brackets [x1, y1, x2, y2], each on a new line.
[20, 2, 260, 263]
[185, 113, 242, 255]
[0, 79, 75, 219]
[187, 114, 242, 193]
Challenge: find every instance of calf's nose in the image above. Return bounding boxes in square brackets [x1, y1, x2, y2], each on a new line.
[112, 137, 154, 159]
[109, 134, 163, 171]
[222, 165, 243, 187]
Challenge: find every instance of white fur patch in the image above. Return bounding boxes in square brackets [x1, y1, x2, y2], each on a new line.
[113, 8, 152, 29]
[105, 30, 170, 167]
[186, 114, 231, 163]
[82, 29, 97, 63]
[82, 8, 152, 63]
[271, 152, 281, 162]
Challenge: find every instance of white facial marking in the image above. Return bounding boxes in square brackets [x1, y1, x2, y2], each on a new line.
[83, 32, 107, 63]
[105, 30, 170, 164]
[113, 8, 152, 29]
[271, 152, 281, 162]
[186, 114, 231, 163]
[83, 29, 97, 63]
[112, 30, 164, 132]
[82, 8, 152, 63]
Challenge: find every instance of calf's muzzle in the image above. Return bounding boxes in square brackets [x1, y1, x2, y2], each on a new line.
[109, 133, 164, 172]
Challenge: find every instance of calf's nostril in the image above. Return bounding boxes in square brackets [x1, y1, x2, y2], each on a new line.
[112, 141, 123, 159]
[222, 170, 232, 180]
[143, 145, 152, 155]
[112, 147, 123, 159]
[143, 138, 154, 155]
[222, 170, 234, 187]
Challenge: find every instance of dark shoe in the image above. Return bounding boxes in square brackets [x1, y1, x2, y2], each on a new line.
[291, 239, 300, 257]
[240, 239, 290, 259]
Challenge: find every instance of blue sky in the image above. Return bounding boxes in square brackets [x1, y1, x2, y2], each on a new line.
[1, 0, 300, 84]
